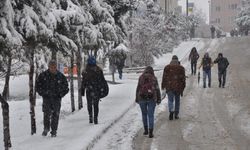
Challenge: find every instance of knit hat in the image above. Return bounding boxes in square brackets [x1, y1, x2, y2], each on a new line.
[87, 56, 96, 65]
[172, 55, 178, 60]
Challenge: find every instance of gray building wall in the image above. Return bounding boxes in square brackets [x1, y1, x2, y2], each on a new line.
[210, 0, 241, 32]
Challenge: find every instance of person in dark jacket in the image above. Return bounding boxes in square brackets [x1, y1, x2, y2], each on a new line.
[199, 52, 213, 88]
[213, 53, 229, 88]
[210, 25, 215, 39]
[36, 60, 69, 137]
[135, 66, 161, 138]
[189, 47, 200, 75]
[162, 55, 186, 120]
[82, 56, 106, 124]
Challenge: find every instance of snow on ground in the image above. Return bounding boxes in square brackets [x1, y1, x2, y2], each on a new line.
[0, 39, 211, 150]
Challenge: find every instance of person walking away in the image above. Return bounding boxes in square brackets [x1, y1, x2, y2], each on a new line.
[36, 60, 69, 137]
[199, 52, 213, 88]
[82, 56, 108, 124]
[135, 66, 161, 138]
[213, 53, 229, 88]
[161, 55, 186, 120]
[189, 47, 200, 75]
[210, 25, 215, 39]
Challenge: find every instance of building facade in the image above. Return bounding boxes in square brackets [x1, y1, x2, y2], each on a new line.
[158, 0, 178, 13]
[210, 0, 241, 32]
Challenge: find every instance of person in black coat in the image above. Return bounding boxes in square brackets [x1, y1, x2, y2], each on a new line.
[214, 53, 229, 88]
[82, 56, 106, 124]
[189, 47, 200, 75]
[36, 60, 69, 137]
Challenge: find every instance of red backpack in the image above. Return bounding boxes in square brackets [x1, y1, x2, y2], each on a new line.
[139, 73, 155, 99]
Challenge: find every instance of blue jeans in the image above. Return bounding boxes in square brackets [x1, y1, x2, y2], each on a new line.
[167, 91, 180, 114]
[203, 70, 211, 88]
[139, 100, 156, 129]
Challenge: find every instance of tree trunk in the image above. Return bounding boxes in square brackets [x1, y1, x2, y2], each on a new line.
[29, 50, 36, 135]
[51, 50, 57, 61]
[1, 54, 12, 149]
[70, 51, 75, 112]
[0, 95, 11, 150]
[76, 49, 83, 110]
[2, 55, 12, 100]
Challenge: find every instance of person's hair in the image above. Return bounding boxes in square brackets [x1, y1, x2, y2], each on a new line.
[172, 55, 178, 60]
[48, 60, 57, 66]
[144, 66, 155, 76]
[218, 53, 223, 57]
[191, 47, 197, 53]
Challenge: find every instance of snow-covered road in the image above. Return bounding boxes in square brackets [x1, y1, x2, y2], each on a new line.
[135, 37, 250, 150]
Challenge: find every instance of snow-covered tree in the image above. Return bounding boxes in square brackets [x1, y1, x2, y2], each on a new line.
[236, 0, 250, 35]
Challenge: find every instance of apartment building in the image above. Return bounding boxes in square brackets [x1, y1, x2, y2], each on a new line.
[157, 0, 179, 13]
[210, 0, 241, 32]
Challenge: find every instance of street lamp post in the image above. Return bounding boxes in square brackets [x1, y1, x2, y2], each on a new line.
[186, 0, 189, 16]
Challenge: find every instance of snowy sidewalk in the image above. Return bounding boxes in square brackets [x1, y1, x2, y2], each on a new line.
[0, 75, 138, 150]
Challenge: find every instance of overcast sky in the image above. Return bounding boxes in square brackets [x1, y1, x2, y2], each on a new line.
[178, 0, 209, 23]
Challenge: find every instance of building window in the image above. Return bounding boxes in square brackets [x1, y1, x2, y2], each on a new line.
[229, 4, 237, 10]
[216, 18, 221, 23]
[216, 6, 221, 11]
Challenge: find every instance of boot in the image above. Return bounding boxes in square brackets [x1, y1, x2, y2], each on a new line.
[94, 117, 98, 124]
[174, 112, 179, 119]
[143, 126, 148, 135]
[42, 129, 49, 136]
[169, 112, 174, 120]
[89, 116, 93, 124]
[149, 128, 154, 138]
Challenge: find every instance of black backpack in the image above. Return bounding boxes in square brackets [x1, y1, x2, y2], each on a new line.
[97, 76, 109, 99]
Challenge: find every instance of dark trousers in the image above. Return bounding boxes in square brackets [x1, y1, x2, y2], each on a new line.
[191, 62, 197, 75]
[118, 69, 123, 79]
[86, 92, 99, 119]
[42, 98, 61, 134]
[218, 70, 227, 87]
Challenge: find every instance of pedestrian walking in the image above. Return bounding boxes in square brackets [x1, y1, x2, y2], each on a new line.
[210, 25, 215, 39]
[161, 55, 186, 120]
[213, 53, 229, 88]
[36, 60, 69, 137]
[82, 56, 108, 124]
[189, 47, 200, 75]
[199, 52, 213, 88]
[135, 66, 161, 138]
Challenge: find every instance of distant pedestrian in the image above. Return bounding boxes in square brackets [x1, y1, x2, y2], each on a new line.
[36, 60, 69, 137]
[189, 47, 200, 75]
[210, 25, 215, 39]
[82, 56, 108, 124]
[199, 53, 213, 88]
[161, 55, 186, 120]
[213, 53, 229, 88]
[135, 66, 161, 138]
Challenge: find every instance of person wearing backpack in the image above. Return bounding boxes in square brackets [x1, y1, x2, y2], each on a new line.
[161, 55, 186, 120]
[82, 56, 108, 124]
[199, 52, 213, 88]
[135, 66, 161, 138]
[189, 47, 200, 75]
[213, 53, 229, 88]
[36, 60, 69, 137]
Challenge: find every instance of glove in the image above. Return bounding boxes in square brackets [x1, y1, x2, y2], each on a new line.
[161, 89, 166, 100]
[180, 92, 183, 97]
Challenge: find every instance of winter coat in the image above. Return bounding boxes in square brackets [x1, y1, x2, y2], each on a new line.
[36, 70, 69, 100]
[201, 57, 212, 71]
[214, 57, 229, 72]
[161, 60, 186, 95]
[81, 65, 105, 98]
[135, 67, 161, 103]
[189, 51, 199, 63]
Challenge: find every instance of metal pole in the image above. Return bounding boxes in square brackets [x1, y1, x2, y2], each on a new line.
[186, 0, 188, 16]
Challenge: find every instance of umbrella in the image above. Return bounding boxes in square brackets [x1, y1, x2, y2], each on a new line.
[198, 71, 200, 85]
